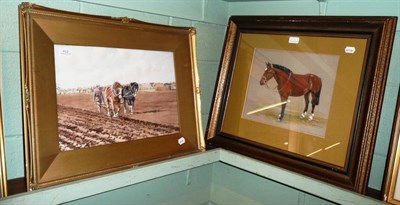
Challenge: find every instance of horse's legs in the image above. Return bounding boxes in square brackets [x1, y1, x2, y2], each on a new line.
[125, 105, 129, 114]
[278, 104, 287, 121]
[309, 93, 318, 121]
[130, 99, 135, 114]
[105, 100, 112, 117]
[123, 100, 133, 114]
[110, 100, 118, 117]
[123, 101, 128, 114]
[309, 106, 315, 121]
[278, 96, 288, 121]
[110, 101, 115, 117]
[114, 102, 120, 117]
[301, 92, 311, 119]
[119, 95, 124, 115]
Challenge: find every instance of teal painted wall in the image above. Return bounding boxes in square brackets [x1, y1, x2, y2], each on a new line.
[228, 0, 400, 191]
[0, 150, 383, 204]
[63, 164, 214, 205]
[63, 162, 338, 205]
[0, 0, 399, 204]
[210, 162, 336, 205]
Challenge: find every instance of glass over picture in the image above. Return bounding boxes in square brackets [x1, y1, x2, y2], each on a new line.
[242, 48, 339, 138]
[54, 45, 180, 151]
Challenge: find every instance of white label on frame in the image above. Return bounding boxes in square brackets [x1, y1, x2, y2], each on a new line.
[289, 37, 300, 44]
[58, 47, 72, 56]
[178, 137, 186, 145]
[345, 46, 356, 54]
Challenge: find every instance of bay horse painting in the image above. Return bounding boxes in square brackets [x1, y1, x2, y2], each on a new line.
[105, 81, 123, 117]
[260, 62, 322, 121]
[122, 82, 139, 114]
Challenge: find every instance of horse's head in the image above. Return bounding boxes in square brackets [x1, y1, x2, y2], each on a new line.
[130, 82, 139, 92]
[130, 82, 139, 97]
[260, 62, 274, 85]
[112, 82, 123, 98]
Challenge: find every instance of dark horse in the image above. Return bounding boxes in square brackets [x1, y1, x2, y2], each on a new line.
[105, 81, 123, 117]
[122, 82, 139, 114]
[260, 62, 322, 121]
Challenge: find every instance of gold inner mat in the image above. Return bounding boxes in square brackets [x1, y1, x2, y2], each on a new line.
[222, 33, 367, 168]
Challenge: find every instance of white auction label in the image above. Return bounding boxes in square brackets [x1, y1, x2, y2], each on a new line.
[57, 46, 72, 56]
[345, 46, 356, 54]
[178, 137, 186, 145]
[288, 36, 300, 44]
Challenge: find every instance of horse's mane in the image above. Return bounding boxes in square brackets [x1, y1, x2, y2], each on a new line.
[112, 81, 123, 88]
[272, 64, 292, 74]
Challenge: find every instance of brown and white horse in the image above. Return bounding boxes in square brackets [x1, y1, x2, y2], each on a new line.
[105, 82, 123, 117]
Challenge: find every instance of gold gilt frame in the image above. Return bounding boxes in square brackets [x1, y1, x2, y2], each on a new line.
[19, 3, 203, 189]
[0, 100, 7, 197]
[206, 16, 397, 193]
[0, 48, 8, 197]
[383, 89, 400, 203]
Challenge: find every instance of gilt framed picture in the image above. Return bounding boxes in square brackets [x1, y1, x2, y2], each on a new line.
[19, 3, 203, 189]
[383, 89, 400, 203]
[206, 16, 397, 193]
[0, 43, 8, 197]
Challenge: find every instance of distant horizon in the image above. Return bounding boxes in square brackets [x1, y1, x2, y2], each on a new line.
[56, 81, 176, 90]
[54, 45, 176, 90]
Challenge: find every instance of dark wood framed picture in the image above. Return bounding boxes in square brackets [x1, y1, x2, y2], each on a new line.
[19, 3, 203, 189]
[206, 16, 397, 193]
[383, 89, 400, 203]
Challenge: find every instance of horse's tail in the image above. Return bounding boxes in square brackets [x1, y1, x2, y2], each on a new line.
[315, 78, 322, 106]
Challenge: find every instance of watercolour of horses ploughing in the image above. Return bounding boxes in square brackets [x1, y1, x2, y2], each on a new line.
[242, 49, 339, 138]
[20, 4, 202, 189]
[55, 45, 180, 151]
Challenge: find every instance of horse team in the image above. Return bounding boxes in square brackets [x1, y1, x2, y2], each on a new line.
[93, 82, 139, 117]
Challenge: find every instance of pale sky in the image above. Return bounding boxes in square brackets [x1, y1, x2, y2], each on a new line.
[54, 45, 176, 89]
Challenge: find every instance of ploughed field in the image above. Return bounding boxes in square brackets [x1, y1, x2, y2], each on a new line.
[57, 91, 180, 151]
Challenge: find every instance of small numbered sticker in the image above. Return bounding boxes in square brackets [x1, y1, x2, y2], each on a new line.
[345, 46, 356, 54]
[178, 137, 186, 145]
[288, 36, 300, 44]
[58, 48, 72, 55]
